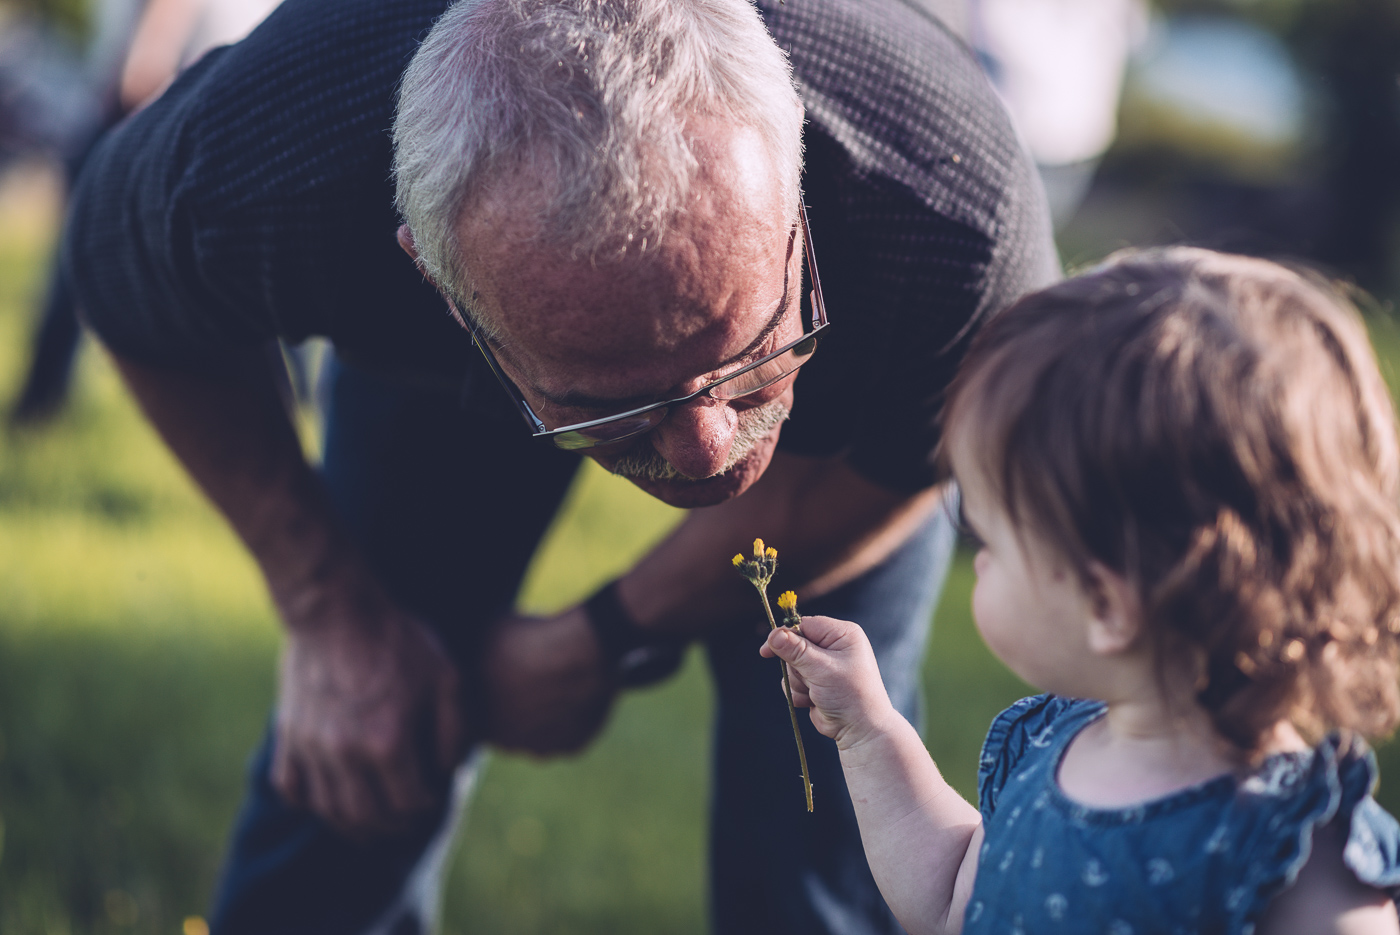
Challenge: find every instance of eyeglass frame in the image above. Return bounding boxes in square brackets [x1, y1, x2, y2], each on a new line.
[451, 201, 830, 450]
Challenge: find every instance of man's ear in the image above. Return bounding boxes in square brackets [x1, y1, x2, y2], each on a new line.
[1084, 561, 1143, 656]
[396, 224, 421, 265]
[397, 224, 463, 327]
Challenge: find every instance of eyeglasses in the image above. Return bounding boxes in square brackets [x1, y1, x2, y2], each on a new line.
[458, 202, 830, 451]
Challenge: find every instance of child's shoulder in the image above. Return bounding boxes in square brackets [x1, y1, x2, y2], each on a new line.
[1229, 733, 1400, 922]
[977, 694, 1103, 816]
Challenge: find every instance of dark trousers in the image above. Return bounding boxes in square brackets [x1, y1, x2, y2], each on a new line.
[209, 358, 954, 934]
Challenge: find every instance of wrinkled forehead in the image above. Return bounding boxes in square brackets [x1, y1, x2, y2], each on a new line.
[486, 220, 784, 348]
[456, 168, 793, 387]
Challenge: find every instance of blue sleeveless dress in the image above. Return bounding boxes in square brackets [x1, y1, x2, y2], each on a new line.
[962, 695, 1400, 934]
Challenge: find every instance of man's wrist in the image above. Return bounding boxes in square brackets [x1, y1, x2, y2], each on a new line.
[267, 542, 393, 638]
[584, 580, 688, 688]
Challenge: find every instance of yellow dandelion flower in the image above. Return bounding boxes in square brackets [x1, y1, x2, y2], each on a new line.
[725, 536, 812, 811]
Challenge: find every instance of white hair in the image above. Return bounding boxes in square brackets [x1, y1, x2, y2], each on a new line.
[392, 0, 804, 312]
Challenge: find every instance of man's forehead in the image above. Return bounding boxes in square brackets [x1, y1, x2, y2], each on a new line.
[489, 234, 747, 348]
[509, 244, 791, 409]
[463, 205, 792, 381]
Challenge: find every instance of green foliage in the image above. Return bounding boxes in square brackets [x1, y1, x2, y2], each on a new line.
[4, 0, 92, 41]
[1150, 0, 1309, 35]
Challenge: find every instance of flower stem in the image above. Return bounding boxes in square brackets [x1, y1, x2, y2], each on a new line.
[754, 582, 814, 813]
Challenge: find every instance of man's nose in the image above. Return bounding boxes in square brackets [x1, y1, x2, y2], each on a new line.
[649, 398, 737, 479]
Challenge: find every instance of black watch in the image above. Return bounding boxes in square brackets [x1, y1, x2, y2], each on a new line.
[585, 581, 687, 688]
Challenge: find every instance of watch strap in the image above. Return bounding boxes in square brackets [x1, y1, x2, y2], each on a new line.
[585, 580, 687, 688]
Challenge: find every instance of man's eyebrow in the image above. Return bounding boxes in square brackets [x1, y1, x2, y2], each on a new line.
[521, 255, 795, 411]
[717, 256, 794, 369]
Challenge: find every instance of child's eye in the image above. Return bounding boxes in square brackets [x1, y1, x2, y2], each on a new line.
[957, 510, 985, 551]
[945, 484, 985, 550]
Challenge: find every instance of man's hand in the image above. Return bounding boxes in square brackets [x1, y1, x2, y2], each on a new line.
[482, 607, 617, 754]
[761, 614, 900, 751]
[271, 598, 466, 836]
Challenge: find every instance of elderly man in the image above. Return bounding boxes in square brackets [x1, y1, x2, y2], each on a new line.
[64, 0, 1056, 932]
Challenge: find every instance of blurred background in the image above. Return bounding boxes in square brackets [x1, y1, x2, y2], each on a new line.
[1, 0, 1399, 932]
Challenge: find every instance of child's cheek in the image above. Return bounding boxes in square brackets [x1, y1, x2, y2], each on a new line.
[970, 573, 1014, 671]
[969, 576, 993, 645]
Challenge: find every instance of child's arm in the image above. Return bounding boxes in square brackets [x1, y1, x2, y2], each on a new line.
[763, 616, 983, 935]
[1256, 821, 1400, 935]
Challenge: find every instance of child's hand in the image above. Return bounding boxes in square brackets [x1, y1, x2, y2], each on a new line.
[761, 615, 898, 750]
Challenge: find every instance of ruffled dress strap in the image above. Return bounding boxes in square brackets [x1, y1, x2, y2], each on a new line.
[976, 694, 1105, 819]
[1230, 733, 1400, 930]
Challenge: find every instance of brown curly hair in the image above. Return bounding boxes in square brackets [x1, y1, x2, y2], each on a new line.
[940, 247, 1400, 753]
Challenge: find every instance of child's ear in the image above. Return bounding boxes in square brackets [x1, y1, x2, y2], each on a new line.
[1084, 561, 1143, 656]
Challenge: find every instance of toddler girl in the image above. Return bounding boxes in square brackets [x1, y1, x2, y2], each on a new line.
[764, 248, 1400, 934]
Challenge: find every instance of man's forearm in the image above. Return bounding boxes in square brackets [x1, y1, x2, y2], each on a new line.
[111, 347, 361, 620]
[617, 450, 947, 635]
[112, 346, 473, 826]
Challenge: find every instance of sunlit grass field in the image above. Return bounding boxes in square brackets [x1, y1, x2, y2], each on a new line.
[3, 161, 1400, 935]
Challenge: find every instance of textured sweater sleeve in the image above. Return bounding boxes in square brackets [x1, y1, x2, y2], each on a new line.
[764, 0, 1060, 492]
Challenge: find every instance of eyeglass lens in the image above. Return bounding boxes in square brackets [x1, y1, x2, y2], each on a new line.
[552, 334, 819, 449]
[551, 410, 671, 450]
[707, 334, 817, 401]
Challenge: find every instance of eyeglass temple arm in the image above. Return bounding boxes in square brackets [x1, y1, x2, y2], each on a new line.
[799, 202, 827, 331]
[461, 315, 549, 434]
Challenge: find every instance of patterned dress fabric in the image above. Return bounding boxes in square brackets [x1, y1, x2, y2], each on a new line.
[968, 695, 1400, 935]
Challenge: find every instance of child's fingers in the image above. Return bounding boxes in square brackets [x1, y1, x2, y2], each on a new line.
[758, 616, 865, 662]
[785, 658, 809, 690]
[789, 681, 814, 708]
[784, 659, 812, 705]
[761, 630, 811, 702]
[764, 616, 867, 668]
[788, 614, 867, 651]
[764, 626, 812, 668]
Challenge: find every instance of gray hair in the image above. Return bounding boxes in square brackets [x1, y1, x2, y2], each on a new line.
[392, 0, 804, 312]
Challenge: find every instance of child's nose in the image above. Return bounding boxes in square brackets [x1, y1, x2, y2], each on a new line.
[973, 548, 990, 576]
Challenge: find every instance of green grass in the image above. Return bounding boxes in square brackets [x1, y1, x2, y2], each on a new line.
[5, 161, 1400, 935]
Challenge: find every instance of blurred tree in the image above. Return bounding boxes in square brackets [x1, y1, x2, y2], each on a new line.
[1111, 0, 1400, 296]
[1153, 0, 1307, 34]
[1286, 0, 1400, 294]
[4, 0, 91, 39]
